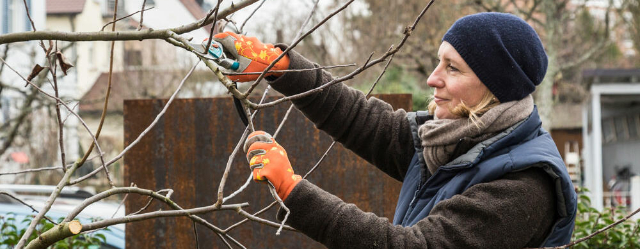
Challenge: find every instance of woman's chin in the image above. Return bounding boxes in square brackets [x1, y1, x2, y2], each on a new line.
[435, 109, 454, 120]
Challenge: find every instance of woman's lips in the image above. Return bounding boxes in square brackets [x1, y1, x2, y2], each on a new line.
[434, 96, 448, 104]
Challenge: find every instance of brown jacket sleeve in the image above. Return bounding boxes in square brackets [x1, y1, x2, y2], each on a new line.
[269, 47, 415, 181]
[279, 168, 556, 248]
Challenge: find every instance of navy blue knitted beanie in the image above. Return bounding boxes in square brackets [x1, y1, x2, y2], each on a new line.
[442, 13, 548, 102]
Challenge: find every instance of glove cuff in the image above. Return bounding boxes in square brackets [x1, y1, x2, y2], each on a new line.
[278, 174, 302, 201]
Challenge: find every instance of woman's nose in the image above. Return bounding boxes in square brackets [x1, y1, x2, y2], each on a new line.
[427, 66, 444, 88]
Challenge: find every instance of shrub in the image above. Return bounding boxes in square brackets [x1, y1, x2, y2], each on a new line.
[0, 213, 106, 249]
[572, 188, 640, 248]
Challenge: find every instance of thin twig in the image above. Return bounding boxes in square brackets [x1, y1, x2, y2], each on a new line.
[223, 173, 252, 203]
[303, 141, 336, 179]
[366, 51, 395, 96]
[216, 129, 250, 206]
[80, 203, 247, 230]
[293, 0, 320, 41]
[236, 207, 295, 231]
[240, 0, 267, 32]
[0, 154, 102, 176]
[22, 0, 36, 31]
[268, 181, 290, 235]
[216, 233, 234, 249]
[50, 44, 68, 175]
[202, 0, 223, 54]
[193, 221, 200, 249]
[242, 0, 357, 98]
[137, 0, 148, 31]
[92, 0, 121, 188]
[222, 64, 356, 75]
[61, 102, 79, 125]
[0, 44, 9, 77]
[0, 192, 57, 224]
[101, 7, 154, 31]
[224, 201, 278, 232]
[223, 234, 247, 249]
[273, 104, 294, 138]
[127, 189, 172, 217]
[111, 183, 135, 219]
[129, 197, 154, 216]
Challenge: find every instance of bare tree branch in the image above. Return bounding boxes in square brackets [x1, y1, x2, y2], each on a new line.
[27, 202, 247, 249]
[293, 0, 320, 41]
[101, 7, 155, 31]
[49, 47, 68, 174]
[24, 221, 82, 249]
[137, 0, 148, 31]
[0, 0, 259, 44]
[0, 154, 103, 176]
[223, 64, 356, 75]
[203, 0, 223, 54]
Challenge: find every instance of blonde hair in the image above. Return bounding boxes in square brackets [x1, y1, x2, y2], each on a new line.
[427, 90, 500, 126]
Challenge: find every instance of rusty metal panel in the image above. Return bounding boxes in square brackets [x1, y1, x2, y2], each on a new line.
[124, 94, 412, 248]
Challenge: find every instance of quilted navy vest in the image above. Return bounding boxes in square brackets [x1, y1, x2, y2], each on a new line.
[393, 108, 576, 247]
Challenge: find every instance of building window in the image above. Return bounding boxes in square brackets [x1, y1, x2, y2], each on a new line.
[1, 0, 30, 34]
[103, 0, 125, 17]
[24, 0, 31, 31]
[2, 0, 12, 34]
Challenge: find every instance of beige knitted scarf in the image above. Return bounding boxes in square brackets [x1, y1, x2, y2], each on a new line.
[418, 95, 534, 174]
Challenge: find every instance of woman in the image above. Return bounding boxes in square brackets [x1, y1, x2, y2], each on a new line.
[215, 12, 577, 248]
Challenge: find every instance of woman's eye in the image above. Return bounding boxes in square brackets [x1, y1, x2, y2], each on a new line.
[447, 64, 459, 72]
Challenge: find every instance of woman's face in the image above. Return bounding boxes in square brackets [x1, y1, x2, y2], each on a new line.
[427, 42, 489, 119]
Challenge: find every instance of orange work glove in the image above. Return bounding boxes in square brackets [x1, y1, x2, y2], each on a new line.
[244, 131, 301, 200]
[213, 31, 290, 82]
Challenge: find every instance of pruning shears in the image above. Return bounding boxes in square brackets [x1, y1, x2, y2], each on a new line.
[192, 39, 240, 71]
[191, 38, 250, 127]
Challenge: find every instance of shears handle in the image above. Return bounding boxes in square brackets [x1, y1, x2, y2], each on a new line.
[202, 39, 240, 70]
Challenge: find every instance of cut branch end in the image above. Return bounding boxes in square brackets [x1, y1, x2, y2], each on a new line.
[68, 220, 82, 234]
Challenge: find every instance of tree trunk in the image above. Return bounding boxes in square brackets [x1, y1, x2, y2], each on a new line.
[537, 49, 558, 132]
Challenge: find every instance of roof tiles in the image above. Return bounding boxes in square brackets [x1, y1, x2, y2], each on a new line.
[47, 0, 86, 14]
